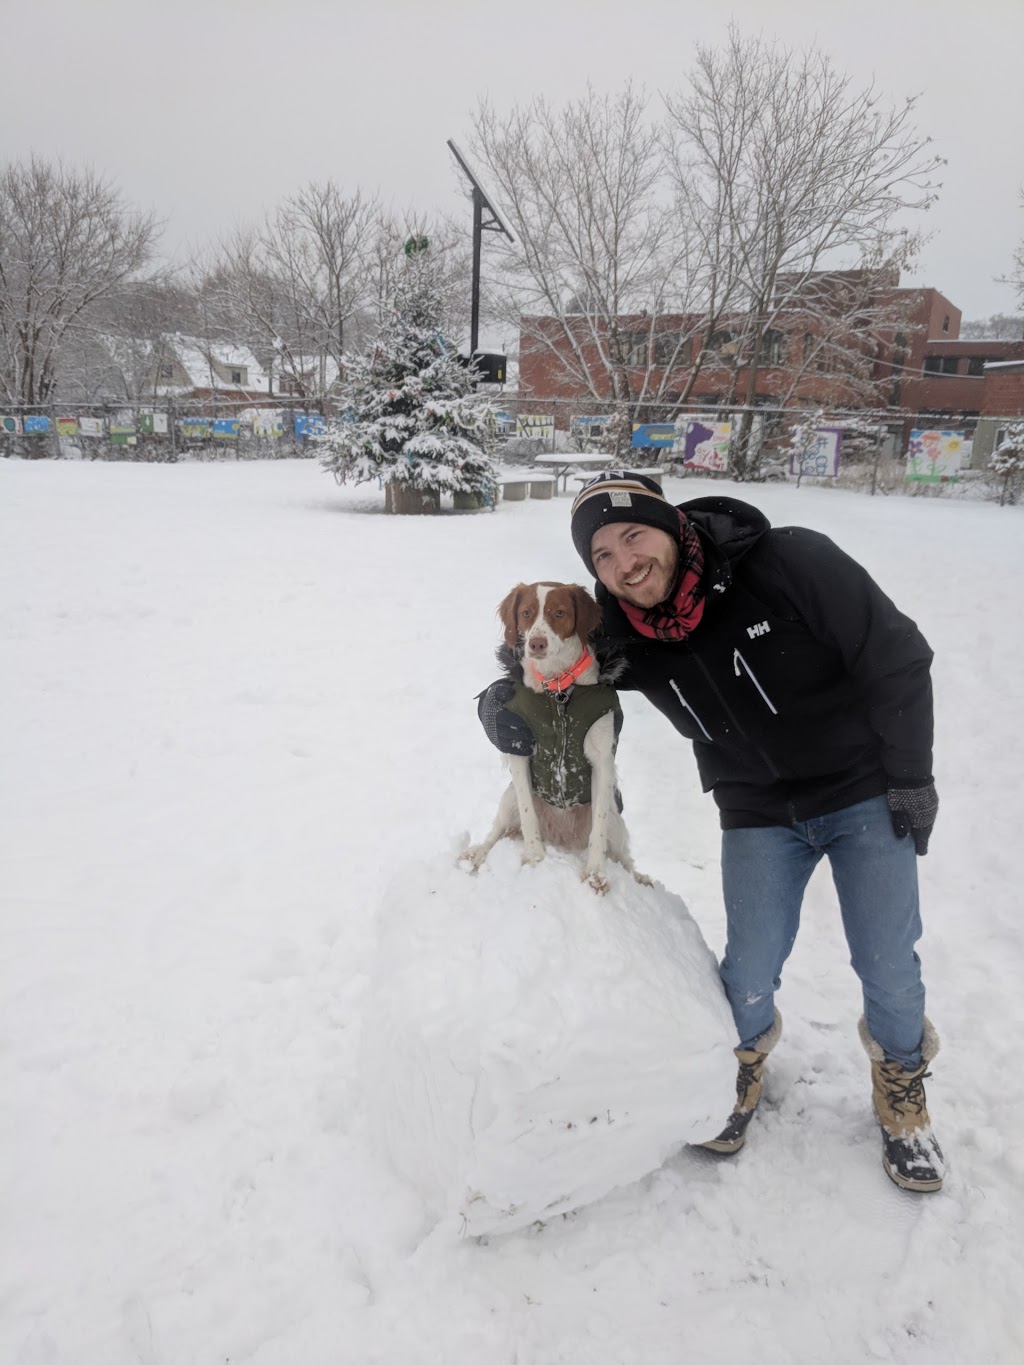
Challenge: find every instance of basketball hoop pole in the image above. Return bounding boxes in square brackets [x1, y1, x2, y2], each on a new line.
[471, 188, 483, 355]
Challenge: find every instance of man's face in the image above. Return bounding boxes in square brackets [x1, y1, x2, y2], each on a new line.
[590, 521, 680, 608]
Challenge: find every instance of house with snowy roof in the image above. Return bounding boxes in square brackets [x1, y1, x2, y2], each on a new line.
[144, 336, 273, 401]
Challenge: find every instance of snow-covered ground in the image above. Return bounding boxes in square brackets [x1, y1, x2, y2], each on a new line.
[3, 458, 1023, 1364]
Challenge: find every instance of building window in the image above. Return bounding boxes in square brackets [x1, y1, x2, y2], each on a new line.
[653, 332, 691, 367]
[762, 329, 787, 366]
[941, 357, 959, 375]
[157, 361, 176, 380]
[621, 333, 648, 367]
[230, 369, 243, 385]
[942, 315, 950, 333]
[706, 329, 738, 364]
[923, 356, 942, 374]
[967, 356, 994, 376]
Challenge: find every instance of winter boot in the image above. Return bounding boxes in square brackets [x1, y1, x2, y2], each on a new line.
[859, 1017, 944, 1193]
[699, 1010, 782, 1154]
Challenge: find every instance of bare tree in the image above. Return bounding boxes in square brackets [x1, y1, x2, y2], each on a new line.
[664, 28, 943, 476]
[364, 206, 472, 340]
[0, 157, 160, 404]
[1009, 192, 1024, 316]
[960, 313, 1024, 341]
[205, 182, 379, 404]
[471, 84, 695, 444]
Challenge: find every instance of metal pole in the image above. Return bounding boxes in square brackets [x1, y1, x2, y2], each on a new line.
[471, 187, 482, 358]
[872, 423, 883, 496]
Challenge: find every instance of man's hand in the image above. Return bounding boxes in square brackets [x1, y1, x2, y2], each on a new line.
[476, 679, 536, 757]
[887, 781, 939, 856]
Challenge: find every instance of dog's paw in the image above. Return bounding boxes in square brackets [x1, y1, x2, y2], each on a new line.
[458, 846, 486, 872]
[521, 845, 545, 868]
[632, 869, 653, 887]
[584, 870, 609, 895]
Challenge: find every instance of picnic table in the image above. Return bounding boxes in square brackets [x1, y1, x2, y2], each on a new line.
[530, 452, 615, 494]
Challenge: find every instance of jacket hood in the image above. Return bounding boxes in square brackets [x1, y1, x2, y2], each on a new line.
[594, 495, 771, 629]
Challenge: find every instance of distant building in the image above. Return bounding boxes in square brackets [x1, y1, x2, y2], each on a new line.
[516, 275, 1024, 454]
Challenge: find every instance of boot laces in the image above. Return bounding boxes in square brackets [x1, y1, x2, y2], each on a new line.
[883, 1066, 931, 1120]
[736, 1057, 761, 1109]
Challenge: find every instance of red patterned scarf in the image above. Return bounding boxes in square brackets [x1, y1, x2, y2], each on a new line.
[619, 510, 706, 640]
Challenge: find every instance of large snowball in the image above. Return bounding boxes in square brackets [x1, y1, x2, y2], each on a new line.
[361, 842, 737, 1236]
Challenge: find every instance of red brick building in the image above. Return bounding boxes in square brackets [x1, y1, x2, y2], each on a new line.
[516, 276, 1024, 442]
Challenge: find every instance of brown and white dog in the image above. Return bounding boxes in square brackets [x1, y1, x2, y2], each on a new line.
[462, 581, 639, 894]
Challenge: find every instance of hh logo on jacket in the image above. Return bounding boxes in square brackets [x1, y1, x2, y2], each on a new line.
[746, 620, 771, 639]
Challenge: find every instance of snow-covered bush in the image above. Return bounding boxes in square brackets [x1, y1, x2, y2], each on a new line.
[319, 253, 498, 513]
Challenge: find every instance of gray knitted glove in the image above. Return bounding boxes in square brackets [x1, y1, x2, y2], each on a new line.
[887, 781, 939, 856]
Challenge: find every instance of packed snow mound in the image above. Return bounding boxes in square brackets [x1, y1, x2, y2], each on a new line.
[361, 841, 737, 1236]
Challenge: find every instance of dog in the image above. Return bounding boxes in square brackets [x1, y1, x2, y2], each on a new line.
[462, 581, 640, 894]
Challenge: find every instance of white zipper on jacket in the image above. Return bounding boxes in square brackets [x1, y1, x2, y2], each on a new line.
[733, 648, 778, 714]
[669, 679, 713, 740]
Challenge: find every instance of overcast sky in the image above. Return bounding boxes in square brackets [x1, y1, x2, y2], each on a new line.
[4, 0, 1023, 320]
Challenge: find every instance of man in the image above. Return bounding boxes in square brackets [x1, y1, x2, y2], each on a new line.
[479, 471, 943, 1193]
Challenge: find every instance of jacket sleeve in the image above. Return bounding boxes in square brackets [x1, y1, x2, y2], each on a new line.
[754, 529, 934, 782]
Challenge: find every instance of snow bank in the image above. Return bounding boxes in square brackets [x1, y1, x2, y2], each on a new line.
[362, 842, 737, 1235]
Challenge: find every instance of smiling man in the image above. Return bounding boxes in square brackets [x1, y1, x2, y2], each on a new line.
[478, 470, 945, 1193]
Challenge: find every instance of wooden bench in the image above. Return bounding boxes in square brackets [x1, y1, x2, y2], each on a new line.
[570, 466, 666, 490]
[499, 472, 557, 501]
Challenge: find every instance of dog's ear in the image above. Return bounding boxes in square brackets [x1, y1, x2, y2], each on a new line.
[571, 585, 604, 642]
[497, 584, 527, 646]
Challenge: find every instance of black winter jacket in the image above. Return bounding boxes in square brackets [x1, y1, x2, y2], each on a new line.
[598, 496, 934, 829]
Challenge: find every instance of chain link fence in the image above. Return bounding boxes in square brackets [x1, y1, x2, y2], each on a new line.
[2, 392, 1019, 504]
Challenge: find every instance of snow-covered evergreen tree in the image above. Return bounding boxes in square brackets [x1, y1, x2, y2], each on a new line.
[990, 420, 1024, 506]
[320, 251, 498, 512]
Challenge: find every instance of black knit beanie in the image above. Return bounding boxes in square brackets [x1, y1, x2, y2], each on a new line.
[570, 471, 681, 576]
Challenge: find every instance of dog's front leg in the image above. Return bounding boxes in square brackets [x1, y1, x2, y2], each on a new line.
[461, 782, 520, 870]
[508, 754, 545, 866]
[582, 713, 616, 893]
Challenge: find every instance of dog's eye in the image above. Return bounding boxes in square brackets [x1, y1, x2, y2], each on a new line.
[554, 609, 566, 618]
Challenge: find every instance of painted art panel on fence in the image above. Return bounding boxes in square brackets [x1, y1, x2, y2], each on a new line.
[110, 426, 137, 446]
[789, 427, 842, 478]
[572, 415, 611, 445]
[213, 419, 240, 440]
[906, 429, 964, 483]
[682, 420, 731, 471]
[56, 417, 78, 438]
[632, 424, 677, 449]
[1, 416, 23, 434]
[78, 417, 104, 437]
[23, 415, 50, 434]
[138, 413, 170, 436]
[516, 414, 555, 443]
[294, 414, 326, 439]
[252, 411, 284, 437]
[181, 420, 212, 439]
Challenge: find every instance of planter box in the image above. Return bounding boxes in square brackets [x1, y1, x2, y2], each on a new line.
[385, 483, 441, 515]
[453, 490, 486, 510]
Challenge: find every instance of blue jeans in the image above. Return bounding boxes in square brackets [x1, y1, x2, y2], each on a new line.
[719, 796, 926, 1068]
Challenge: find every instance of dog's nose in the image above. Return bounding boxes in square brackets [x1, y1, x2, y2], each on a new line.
[527, 636, 548, 655]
